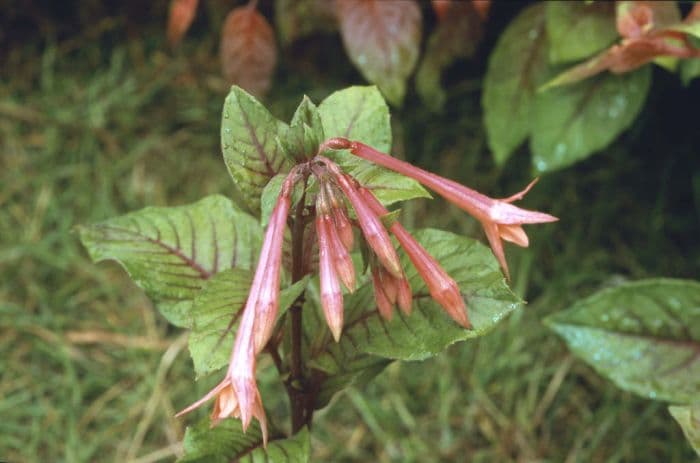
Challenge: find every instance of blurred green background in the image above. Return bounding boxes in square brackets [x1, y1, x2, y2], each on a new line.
[1, 1, 699, 462]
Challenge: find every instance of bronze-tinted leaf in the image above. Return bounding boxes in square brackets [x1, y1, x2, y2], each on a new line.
[220, 6, 277, 97]
[336, 0, 422, 106]
[167, 0, 198, 47]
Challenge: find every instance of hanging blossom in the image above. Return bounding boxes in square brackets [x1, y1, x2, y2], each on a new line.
[176, 138, 556, 441]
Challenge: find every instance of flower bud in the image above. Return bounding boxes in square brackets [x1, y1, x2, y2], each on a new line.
[323, 164, 402, 279]
[317, 213, 344, 342]
[372, 267, 394, 321]
[359, 186, 471, 329]
[332, 206, 354, 250]
[324, 215, 356, 292]
[396, 275, 413, 315]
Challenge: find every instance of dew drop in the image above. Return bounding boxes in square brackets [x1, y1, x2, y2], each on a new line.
[554, 143, 567, 159]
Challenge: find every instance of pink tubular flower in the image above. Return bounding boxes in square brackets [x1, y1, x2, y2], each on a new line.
[371, 266, 395, 320]
[176, 169, 299, 445]
[252, 172, 297, 351]
[341, 139, 558, 280]
[324, 214, 356, 292]
[316, 211, 345, 342]
[324, 182, 354, 250]
[175, 298, 268, 444]
[359, 187, 470, 328]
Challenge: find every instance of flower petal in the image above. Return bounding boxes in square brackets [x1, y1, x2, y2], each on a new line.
[499, 224, 529, 247]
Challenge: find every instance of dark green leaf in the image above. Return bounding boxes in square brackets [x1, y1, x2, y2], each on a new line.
[483, 3, 550, 165]
[78, 195, 261, 327]
[336, 0, 422, 106]
[180, 418, 263, 463]
[531, 67, 650, 173]
[318, 86, 429, 206]
[416, 1, 483, 111]
[279, 96, 325, 162]
[260, 174, 305, 228]
[546, 1, 617, 64]
[246, 426, 310, 462]
[669, 404, 700, 456]
[681, 37, 700, 85]
[181, 418, 310, 463]
[221, 86, 291, 214]
[681, 58, 700, 86]
[189, 269, 309, 377]
[545, 278, 700, 403]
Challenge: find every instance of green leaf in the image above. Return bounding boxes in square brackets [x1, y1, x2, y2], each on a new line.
[336, 0, 422, 106]
[681, 38, 700, 85]
[669, 404, 700, 456]
[546, 1, 617, 64]
[189, 269, 309, 377]
[545, 278, 700, 403]
[318, 86, 391, 153]
[180, 417, 310, 462]
[78, 195, 261, 327]
[681, 58, 700, 86]
[306, 229, 521, 408]
[318, 86, 430, 206]
[531, 67, 650, 173]
[260, 174, 305, 228]
[279, 96, 325, 162]
[247, 427, 310, 462]
[483, 3, 551, 166]
[180, 418, 263, 463]
[221, 86, 291, 214]
[416, 2, 483, 111]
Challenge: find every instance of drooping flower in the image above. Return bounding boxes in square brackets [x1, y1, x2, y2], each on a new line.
[339, 139, 557, 280]
[359, 185, 470, 328]
[319, 157, 404, 279]
[176, 169, 299, 445]
[316, 189, 345, 342]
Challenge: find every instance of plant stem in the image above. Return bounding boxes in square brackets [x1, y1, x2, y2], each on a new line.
[289, 175, 308, 433]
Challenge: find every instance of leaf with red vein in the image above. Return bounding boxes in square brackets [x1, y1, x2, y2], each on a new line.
[482, 3, 550, 166]
[78, 195, 262, 327]
[221, 86, 290, 214]
[336, 0, 422, 106]
[220, 6, 277, 97]
[546, 279, 700, 403]
[167, 0, 198, 47]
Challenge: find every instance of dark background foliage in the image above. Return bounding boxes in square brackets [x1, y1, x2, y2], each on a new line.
[1, 0, 698, 461]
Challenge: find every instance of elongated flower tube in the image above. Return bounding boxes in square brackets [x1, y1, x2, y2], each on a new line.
[359, 186, 470, 329]
[325, 214, 356, 292]
[176, 295, 269, 444]
[396, 275, 413, 315]
[176, 170, 300, 445]
[252, 171, 298, 351]
[324, 182, 354, 250]
[318, 157, 403, 279]
[371, 266, 395, 320]
[331, 138, 558, 280]
[316, 210, 344, 342]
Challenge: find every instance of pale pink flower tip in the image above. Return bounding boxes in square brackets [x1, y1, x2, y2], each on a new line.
[348, 141, 558, 280]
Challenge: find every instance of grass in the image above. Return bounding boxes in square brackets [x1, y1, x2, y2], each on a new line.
[1, 5, 699, 462]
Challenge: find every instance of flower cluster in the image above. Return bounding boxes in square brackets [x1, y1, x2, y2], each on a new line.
[177, 138, 557, 442]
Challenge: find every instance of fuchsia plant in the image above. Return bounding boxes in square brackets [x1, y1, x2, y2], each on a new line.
[80, 86, 556, 458]
[175, 134, 556, 443]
